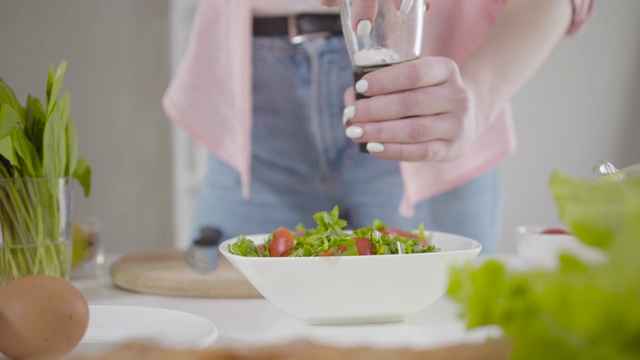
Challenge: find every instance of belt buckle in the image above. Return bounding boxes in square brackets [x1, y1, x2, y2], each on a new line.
[287, 15, 333, 44]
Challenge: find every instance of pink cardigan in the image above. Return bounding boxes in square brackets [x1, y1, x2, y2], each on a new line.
[163, 0, 594, 216]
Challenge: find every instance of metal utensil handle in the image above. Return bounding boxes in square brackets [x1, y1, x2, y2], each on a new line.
[593, 161, 640, 181]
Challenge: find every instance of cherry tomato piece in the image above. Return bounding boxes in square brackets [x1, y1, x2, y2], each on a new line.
[380, 228, 426, 246]
[354, 237, 375, 255]
[380, 228, 419, 239]
[541, 228, 571, 235]
[319, 249, 336, 257]
[268, 227, 297, 257]
[319, 245, 348, 257]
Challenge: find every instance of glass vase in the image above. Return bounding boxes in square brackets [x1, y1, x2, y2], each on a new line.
[0, 177, 72, 285]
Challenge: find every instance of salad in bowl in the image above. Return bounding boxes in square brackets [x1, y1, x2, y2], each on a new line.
[227, 206, 439, 258]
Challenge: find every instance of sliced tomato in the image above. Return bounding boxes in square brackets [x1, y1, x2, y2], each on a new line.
[380, 228, 427, 246]
[354, 237, 375, 255]
[381, 228, 419, 238]
[268, 227, 296, 257]
[319, 245, 348, 257]
[319, 249, 336, 257]
[541, 227, 571, 235]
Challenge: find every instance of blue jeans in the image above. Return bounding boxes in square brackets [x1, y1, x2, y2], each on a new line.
[192, 36, 503, 253]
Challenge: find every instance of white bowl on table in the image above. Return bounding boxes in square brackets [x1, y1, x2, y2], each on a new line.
[219, 232, 481, 325]
[516, 225, 607, 271]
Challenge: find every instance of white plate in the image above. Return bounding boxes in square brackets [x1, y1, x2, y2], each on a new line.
[81, 305, 218, 348]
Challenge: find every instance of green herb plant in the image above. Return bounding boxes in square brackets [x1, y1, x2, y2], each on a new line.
[448, 171, 640, 359]
[0, 60, 91, 283]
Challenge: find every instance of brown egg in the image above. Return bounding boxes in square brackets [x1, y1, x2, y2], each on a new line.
[0, 275, 89, 360]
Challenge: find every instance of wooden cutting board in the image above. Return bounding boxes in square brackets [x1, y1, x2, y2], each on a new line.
[109, 250, 261, 298]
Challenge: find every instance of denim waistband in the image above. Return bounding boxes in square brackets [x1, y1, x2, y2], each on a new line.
[252, 35, 348, 56]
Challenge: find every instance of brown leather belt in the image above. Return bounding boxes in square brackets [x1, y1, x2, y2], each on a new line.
[253, 14, 343, 44]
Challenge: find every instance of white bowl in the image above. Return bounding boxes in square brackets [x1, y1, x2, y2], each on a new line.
[516, 226, 607, 271]
[219, 232, 481, 325]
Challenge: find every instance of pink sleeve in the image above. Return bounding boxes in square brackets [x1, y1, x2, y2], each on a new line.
[162, 0, 253, 198]
[567, 0, 595, 36]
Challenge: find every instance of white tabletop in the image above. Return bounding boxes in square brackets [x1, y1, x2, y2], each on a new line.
[68, 254, 520, 356]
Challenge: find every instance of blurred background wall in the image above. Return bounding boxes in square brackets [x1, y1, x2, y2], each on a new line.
[0, 0, 173, 253]
[0, 1, 638, 253]
[501, 0, 640, 251]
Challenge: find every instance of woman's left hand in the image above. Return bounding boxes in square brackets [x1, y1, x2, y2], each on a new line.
[343, 56, 485, 162]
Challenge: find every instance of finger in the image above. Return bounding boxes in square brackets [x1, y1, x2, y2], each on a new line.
[342, 87, 356, 126]
[350, 0, 378, 36]
[366, 140, 452, 162]
[352, 85, 463, 122]
[320, 0, 344, 7]
[346, 115, 458, 145]
[355, 57, 459, 97]
[343, 86, 356, 106]
[396, 0, 415, 14]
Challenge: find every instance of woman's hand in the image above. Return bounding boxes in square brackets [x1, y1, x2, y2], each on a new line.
[342, 56, 485, 162]
[336, 0, 575, 163]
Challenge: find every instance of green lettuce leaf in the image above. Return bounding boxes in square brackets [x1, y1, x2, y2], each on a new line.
[548, 170, 640, 248]
[448, 171, 640, 359]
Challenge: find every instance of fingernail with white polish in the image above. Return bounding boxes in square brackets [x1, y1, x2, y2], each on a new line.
[367, 142, 384, 153]
[343, 105, 355, 120]
[342, 115, 349, 126]
[345, 126, 364, 139]
[355, 79, 369, 94]
[356, 20, 372, 36]
[399, 0, 414, 14]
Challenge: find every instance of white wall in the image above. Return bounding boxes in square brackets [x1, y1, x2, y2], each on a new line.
[0, 0, 173, 253]
[2, 1, 638, 254]
[500, 0, 640, 251]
